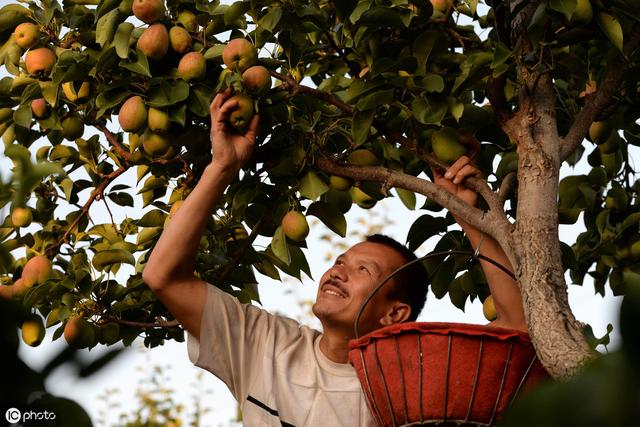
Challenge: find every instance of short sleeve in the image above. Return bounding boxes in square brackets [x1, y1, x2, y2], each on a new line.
[186, 284, 296, 400]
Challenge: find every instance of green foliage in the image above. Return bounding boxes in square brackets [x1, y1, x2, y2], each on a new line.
[0, 0, 638, 352]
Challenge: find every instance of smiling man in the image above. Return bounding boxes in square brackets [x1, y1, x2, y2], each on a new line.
[144, 90, 526, 426]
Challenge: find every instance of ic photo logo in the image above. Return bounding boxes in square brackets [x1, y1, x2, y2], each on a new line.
[5, 408, 20, 424]
[4, 407, 57, 424]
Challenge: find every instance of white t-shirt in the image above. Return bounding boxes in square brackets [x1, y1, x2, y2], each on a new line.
[187, 284, 375, 426]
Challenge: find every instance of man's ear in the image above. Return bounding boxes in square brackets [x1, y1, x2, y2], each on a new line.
[380, 301, 411, 326]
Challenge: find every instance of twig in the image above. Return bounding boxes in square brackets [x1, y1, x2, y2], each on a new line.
[104, 315, 180, 329]
[498, 171, 516, 206]
[95, 123, 131, 162]
[45, 165, 129, 258]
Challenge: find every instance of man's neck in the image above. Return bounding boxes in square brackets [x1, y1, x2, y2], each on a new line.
[318, 328, 352, 364]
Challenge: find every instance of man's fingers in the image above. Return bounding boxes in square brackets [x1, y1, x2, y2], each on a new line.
[453, 164, 481, 184]
[214, 99, 239, 125]
[210, 88, 233, 116]
[444, 155, 471, 179]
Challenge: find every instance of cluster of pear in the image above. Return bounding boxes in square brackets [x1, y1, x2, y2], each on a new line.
[6, 16, 87, 142]
[111, 0, 208, 159]
[219, 38, 272, 132]
[133, 0, 206, 80]
[0, 255, 52, 302]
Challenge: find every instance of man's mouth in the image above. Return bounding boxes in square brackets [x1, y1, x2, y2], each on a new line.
[322, 280, 348, 299]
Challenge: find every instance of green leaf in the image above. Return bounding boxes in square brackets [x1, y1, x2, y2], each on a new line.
[92, 249, 135, 271]
[411, 96, 447, 125]
[299, 170, 329, 201]
[598, 13, 624, 52]
[107, 192, 134, 207]
[357, 7, 405, 28]
[113, 22, 134, 59]
[258, 8, 283, 32]
[431, 256, 455, 299]
[395, 188, 416, 210]
[423, 74, 444, 93]
[447, 97, 464, 122]
[187, 85, 211, 117]
[307, 201, 347, 237]
[271, 226, 290, 264]
[406, 214, 448, 251]
[352, 109, 375, 146]
[39, 81, 58, 106]
[225, 1, 249, 25]
[13, 104, 32, 128]
[147, 80, 190, 107]
[491, 42, 511, 69]
[119, 49, 151, 77]
[96, 8, 122, 47]
[204, 44, 225, 60]
[549, 0, 577, 19]
[356, 88, 394, 111]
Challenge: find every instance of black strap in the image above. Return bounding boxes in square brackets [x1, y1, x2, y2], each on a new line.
[246, 395, 296, 427]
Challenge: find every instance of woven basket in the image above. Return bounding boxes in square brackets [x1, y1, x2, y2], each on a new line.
[348, 322, 549, 426]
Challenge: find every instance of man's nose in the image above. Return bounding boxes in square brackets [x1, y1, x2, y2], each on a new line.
[329, 264, 347, 281]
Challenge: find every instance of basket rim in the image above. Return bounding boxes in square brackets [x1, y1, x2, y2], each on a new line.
[348, 321, 532, 350]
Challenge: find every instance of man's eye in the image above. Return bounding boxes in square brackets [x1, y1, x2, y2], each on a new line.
[359, 265, 371, 275]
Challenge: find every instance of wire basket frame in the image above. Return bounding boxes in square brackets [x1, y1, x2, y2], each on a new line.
[348, 251, 549, 427]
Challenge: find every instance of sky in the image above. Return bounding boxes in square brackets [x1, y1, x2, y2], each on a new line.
[0, 0, 633, 425]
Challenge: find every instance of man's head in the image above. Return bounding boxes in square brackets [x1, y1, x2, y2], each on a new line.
[312, 234, 428, 338]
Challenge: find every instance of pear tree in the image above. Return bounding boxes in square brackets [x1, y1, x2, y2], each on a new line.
[0, 0, 638, 381]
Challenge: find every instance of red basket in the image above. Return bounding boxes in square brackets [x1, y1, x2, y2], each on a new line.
[348, 322, 549, 426]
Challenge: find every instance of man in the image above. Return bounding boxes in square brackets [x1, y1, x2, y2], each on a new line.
[143, 89, 526, 426]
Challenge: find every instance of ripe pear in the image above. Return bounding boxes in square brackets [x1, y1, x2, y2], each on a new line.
[137, 24, 169, 60]
[118, 96, 147, 132]
[348, 149, 378, 166]
[282, 211, 310, 242]
[142, 130, 172, 158]
[61, 115, 84, 140]
[13, 22, 40, 49]
[242, 65, 271, 96]
[30, 98, 50, 119]
[178, 51, 206, 81]
[483, 295, 497, 321]
[22, 317, 45, 347]
[329, 175, 353, 191]
[132, 0, 165, 24]
[604, 187, 628, 212]
[169, 26, 192, 54]
[597, 132, 620, 155]
[177, 10, 198, 32]
[147, 107, 171, 133]
[25, 47, 56, 76]
[11, 206, 32, 227]
[227, 94, 254, 132]
[22, 255, 53, 287]
[62, 81, 91, 102]
[64, 315, 96, 348]
[351, 187, 376, 209]
[431, 127, 467, 164]
[222, 38, 257, 72]
[589, 121, 611, 144]
[430, 0, 452, 12]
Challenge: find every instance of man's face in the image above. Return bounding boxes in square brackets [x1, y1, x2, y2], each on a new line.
[312, 241, 407, 337]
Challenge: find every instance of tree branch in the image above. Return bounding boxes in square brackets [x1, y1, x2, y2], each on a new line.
[45, 165, 129, 258]
[561, 27, 640, 160]
[315, 155, 509, 238]
[95, 123, 131, 162]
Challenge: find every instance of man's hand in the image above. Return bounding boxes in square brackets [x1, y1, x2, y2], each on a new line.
[209, 88, 259, 174]
[433, 155, 482, 208]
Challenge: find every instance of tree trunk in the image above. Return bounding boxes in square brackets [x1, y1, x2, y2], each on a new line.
[504, 69, 595, 377]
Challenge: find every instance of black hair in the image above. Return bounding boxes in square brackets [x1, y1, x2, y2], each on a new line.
[365, 234, 429, 322]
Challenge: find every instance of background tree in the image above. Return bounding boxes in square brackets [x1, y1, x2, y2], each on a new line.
[0, 0, 638, 382]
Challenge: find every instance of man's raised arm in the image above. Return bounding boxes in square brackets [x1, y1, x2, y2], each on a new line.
[142, 89, 259, 340]
[434, 157, 527, 332]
